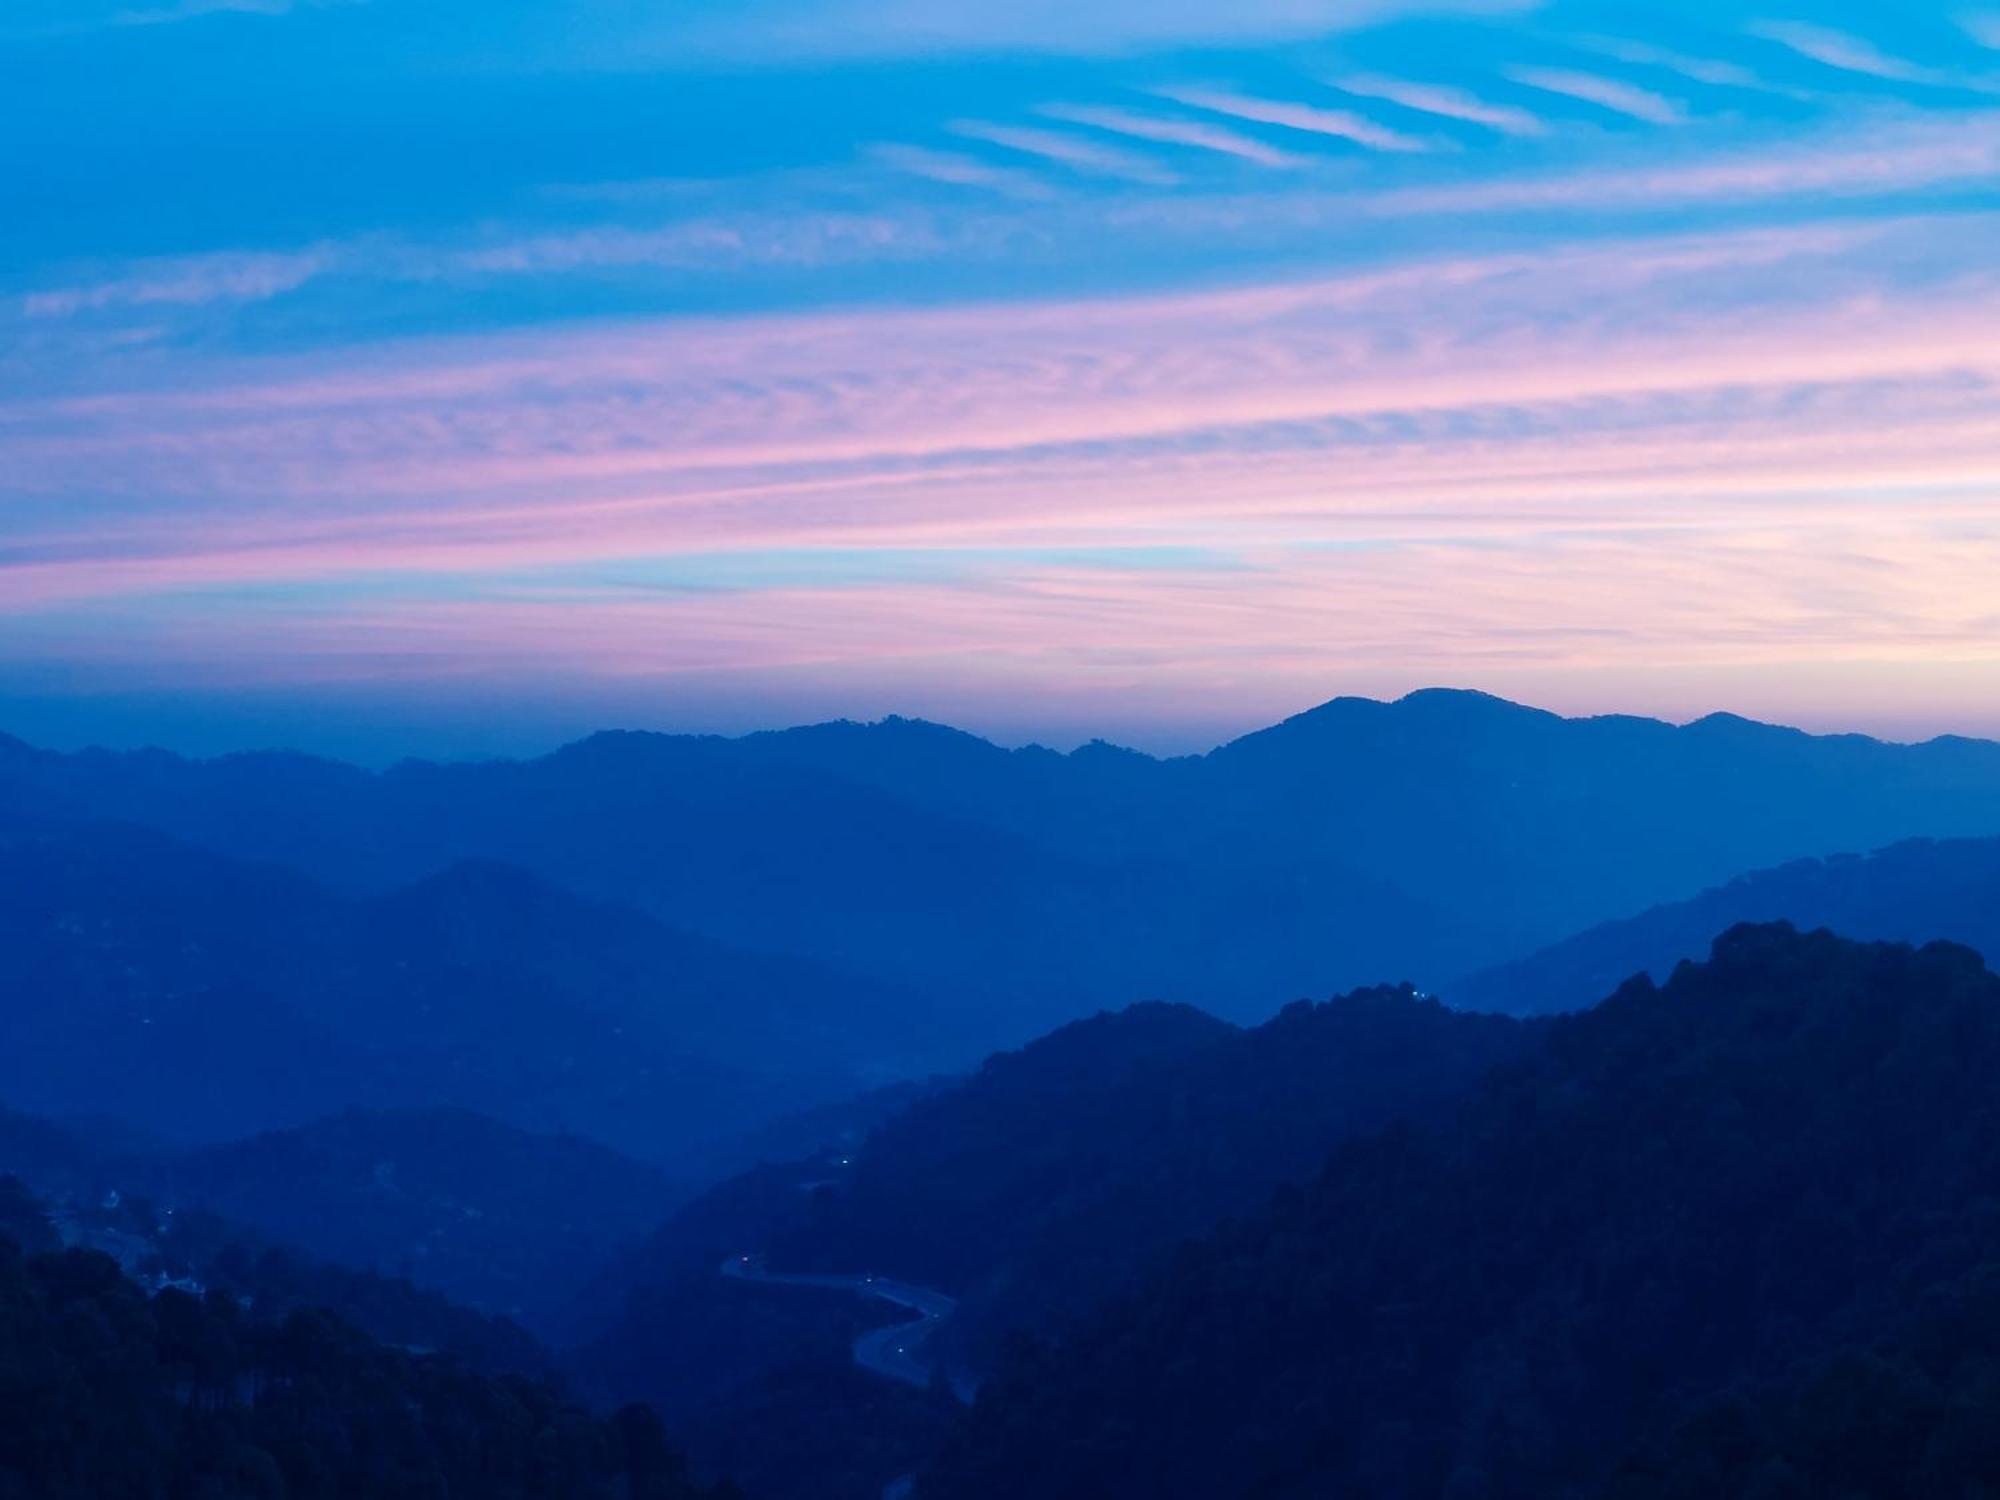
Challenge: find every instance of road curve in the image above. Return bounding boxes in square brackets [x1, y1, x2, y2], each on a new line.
[721, 1255, 975, 1402]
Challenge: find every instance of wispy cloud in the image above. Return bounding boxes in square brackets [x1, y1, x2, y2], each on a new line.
[1037, 103, 1306, 168]
[1574, 35, 1775, 92]
[867, 144, 1056, 198]
[1367, 111, 2000, 213]
[947, 121, 1178, 185]
[21, 107, 2000, 336]
[1152, 86, 1430, 152]
[8, 217, 1994, 546]
[1748, 20, 1953, 85]
[1504, 65, 1689, 124]
[450, 214, 958, 275]
[1333, 73, 1548, 135]
[1969, 13, 2000, 49]
[22, 249, 338, 318]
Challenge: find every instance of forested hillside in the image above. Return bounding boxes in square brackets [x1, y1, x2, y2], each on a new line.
[581, 988, 1532, 1499]
[0, 1106, 599, 1376]
[925, 925, 2000, 1500]
[0, 1188, 734, 1500]
[769, 987, 1533, 1362]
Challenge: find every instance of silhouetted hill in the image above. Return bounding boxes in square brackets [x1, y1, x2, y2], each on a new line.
[682, 1074, 960, 1184]
[10, 692, 2000, 1033]
[0, 1199, 733, 1500]
[769, 990, 1530, 1363]
[0, 818, 935, 1156]
[0, 1102, 635, 1371]
[1455, 835, 2000, 1015]
[924, 925, 2000, 1500]
[150, 1107, 681, 1332]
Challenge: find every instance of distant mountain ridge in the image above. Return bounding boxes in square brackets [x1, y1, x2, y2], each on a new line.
[11, 689, 2000, 1038]
[0, 817, 935, 1158]
[1453, 835, 2000, 1016]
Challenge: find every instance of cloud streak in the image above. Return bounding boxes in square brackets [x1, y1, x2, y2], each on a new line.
[867, 144, 1056, 198]
[1504, 65, 1689, 123]
[1153, 86, 1431, 152]
[1749, 20, 1953, 85]
[947, 120, 1179, 184]
[22, 249, 338, 318]
[1037, 103, 1307, 168]
[1573, 35, 1773, 91]
[1334, 73, 1548, 135]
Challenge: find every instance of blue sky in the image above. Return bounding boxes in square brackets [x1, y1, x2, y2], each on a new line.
[6, 0, 2000, 759]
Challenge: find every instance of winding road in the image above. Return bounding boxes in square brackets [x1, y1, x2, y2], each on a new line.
[720, 1255, 976, 1402]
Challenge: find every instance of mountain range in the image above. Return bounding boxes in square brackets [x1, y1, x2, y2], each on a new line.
[17, 692, 2000, 1498]
[12, 689, 2000, 1053]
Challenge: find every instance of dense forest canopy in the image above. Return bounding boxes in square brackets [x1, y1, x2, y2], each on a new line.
[0, 1183, 732, 1500]
[923, 925, 2000, 1500]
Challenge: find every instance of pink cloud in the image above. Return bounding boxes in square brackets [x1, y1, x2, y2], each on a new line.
[8, 211, 2000, 729]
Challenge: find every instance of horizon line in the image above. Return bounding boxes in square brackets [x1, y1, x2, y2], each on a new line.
[5, 684, 1990, 771]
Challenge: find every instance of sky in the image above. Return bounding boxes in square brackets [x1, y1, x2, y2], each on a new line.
[6, 0, 2000, 760]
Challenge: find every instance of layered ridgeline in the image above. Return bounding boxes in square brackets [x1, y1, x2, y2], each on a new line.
[148, 1107, 682, 1333]
[0, 818, 940, 1158]
[12, 691, 2000, 1041]
[0, 1100, 663, 1355]
[1455, 835, 2000, 1016]
[924, 925, 2000, 1500]
[0, 1183, 735, 1500]
[579, 988, 1534, 1500]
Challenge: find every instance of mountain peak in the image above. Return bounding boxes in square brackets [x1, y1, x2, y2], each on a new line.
[1213, 687, 1563, 759]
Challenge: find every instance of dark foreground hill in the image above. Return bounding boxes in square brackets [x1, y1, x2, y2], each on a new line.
[0, 1190, 736, 1500]
[14, 691, 2000, 1037]
[924, 925, 2000, 1500]
[0, 1104, 611, 1376]
[769, 987, 1533, 1365]
[1454, 834, 2000, 1016]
